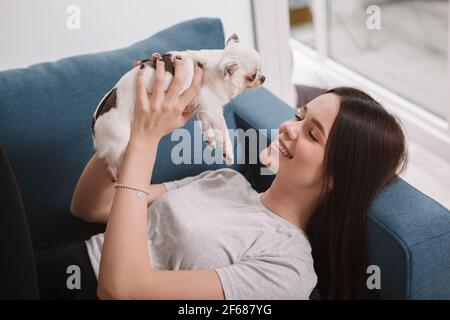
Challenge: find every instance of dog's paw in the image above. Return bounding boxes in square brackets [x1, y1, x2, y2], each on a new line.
[222, 139, 234, 165]
[223, 151, 234, 165]
[198, 116, 217, 148]
[204, 129, 217, 148]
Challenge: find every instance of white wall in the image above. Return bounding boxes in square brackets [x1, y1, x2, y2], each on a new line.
[0, 0, 255, 70]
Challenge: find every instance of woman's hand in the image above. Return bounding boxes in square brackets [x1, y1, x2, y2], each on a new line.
[130, 54, 204, 142]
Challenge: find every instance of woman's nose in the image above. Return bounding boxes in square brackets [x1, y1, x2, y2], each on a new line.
[279, 121, 299, 140]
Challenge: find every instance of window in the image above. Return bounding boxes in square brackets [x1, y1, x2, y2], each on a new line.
[289, 0, 315, 49]
[327, 0, 449, 120]
[255, 0, 449, 197]
[289, 0, 449, 119]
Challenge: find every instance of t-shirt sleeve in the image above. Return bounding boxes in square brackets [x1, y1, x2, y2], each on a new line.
[162, 169, 216, 191]
[214, 254, 317, 300]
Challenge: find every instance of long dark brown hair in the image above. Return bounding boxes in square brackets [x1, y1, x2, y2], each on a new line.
[305, 87, 408, 299]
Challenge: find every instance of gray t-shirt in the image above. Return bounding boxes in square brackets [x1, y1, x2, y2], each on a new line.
[85, 168, 317, 300]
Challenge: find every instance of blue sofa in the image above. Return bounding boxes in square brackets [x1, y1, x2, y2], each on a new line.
[0, 18, 449, 300]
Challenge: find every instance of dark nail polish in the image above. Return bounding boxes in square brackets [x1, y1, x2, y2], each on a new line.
[140, 64, 145, 69]
[175, 55, 182, 60]
[197, 62, 203, 68]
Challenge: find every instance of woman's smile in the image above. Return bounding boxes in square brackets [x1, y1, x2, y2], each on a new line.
[273, 139, 293, 159]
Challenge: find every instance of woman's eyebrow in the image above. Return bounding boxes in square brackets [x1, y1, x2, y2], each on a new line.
[299, 105, 327, 139]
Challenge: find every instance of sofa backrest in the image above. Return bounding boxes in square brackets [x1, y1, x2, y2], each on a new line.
[0, 18, 250, 247]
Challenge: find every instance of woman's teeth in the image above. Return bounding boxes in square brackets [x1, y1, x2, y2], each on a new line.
[275, 140, 293, 159]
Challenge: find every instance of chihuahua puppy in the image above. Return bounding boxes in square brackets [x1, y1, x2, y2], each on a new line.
[91, 33, 265, 181]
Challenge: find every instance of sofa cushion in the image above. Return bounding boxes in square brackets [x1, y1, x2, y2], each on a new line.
[0, 18, 247, 246]
[295, 84, 327, 107]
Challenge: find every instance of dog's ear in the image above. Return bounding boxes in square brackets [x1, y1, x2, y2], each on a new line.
[226, 33, 240, 47]
[223, 61, 239, 80]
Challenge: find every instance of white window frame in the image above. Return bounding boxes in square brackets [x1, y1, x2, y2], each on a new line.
[252, 0, 450, 162]
[251, 0, 298, 106]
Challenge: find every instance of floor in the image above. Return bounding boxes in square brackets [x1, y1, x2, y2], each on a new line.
[400, 138, 450, 209]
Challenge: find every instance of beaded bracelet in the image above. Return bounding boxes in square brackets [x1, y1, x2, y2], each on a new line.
[114, 183, 150, 199]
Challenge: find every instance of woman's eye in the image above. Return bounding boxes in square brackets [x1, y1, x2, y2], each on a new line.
[295, 113, 317, 142]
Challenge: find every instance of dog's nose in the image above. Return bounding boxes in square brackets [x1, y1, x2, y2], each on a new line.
[260, 76, 265, 84]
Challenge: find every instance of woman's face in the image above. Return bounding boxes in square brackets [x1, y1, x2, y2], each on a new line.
[260, 93, 340, 190]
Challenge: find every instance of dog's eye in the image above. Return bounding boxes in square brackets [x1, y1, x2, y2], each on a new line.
[246, 73, 257, 82]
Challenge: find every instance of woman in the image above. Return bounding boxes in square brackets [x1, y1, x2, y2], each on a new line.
[43, 54, 407, 300]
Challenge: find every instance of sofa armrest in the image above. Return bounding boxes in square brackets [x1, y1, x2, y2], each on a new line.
[368, 179, 450, 299]
[232, 88, 295, 139]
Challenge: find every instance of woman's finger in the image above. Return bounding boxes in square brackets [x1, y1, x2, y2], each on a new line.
[165, 56, 186, 104]
[150, 59, 166, 106]
[178, 62, 204, 107]
[133, 53, 159, 68]
[135, 66, 148, 109]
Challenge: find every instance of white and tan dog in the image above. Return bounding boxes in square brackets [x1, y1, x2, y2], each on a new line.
[91, 34, 265, 181]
